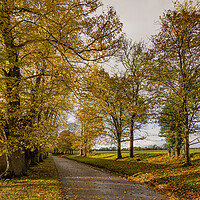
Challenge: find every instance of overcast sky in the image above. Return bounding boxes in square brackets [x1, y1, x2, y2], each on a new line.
[102, 0, 174, 42]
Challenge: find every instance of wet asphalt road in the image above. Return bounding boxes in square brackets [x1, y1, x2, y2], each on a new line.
[52, 156, 167, 200]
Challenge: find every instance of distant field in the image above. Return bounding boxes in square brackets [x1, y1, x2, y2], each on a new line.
[63, 150, 200, 200]
[70, 149, 200, 156]
[93, 149, 200, 154]
[93, 150, 167, 154]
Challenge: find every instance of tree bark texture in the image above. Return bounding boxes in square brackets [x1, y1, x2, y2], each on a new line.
[129, 116, 134, 158]
[184, 133, 191, 166]
[0, 155, 7, 173]
[175, 147, 181, 157]
[117, 138, 122, 159]
[183, 97, 191, 166]
[7, 150, 26, 177]
[2, 7, 24, 176]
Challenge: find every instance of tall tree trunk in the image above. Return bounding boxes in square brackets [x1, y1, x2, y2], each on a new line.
[184, 133, 191, 166]
[25, 149, 31, 169]
[7, 150, 26, 177]
[80, 149, 83, 156]
[1, 5, 25, 177]
[39, 153, 43, 162]
[0, 154, 9, 179]
[0, 155, 7, 173]
[183, 97, 191, 166]
[129, 115, 134, 158]
[168, 148, 171, 157]
[117, 137, 122, 159]
[80, 145, 83, 156]
[175, 147, 180, 157]
[84, 140, 87, 157]
[31, 152, 36, 166]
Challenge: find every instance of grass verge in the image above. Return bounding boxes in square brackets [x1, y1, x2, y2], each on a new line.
[63, 151, 200, 200]
[0, 157, 62, 200]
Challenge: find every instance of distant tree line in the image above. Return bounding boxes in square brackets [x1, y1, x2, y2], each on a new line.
[0, 0, 122, 178]
[94, 145, 167, 152]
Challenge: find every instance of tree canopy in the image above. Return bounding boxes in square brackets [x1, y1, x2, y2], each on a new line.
[0, 0, 123, 177]
[150, 0, 200, 165]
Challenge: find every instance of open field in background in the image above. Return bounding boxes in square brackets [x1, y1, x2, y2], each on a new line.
[94, 150, 168, 154]
[0, 157, 62, 200]
[71, 149, 200, 155]
[63, 149, 200, 200]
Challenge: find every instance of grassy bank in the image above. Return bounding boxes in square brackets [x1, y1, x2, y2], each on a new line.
[0, 157, 62, 199]
[63, 150, 200, 200]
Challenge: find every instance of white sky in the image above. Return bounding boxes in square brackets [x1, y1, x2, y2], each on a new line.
[102, 0, 174, 42]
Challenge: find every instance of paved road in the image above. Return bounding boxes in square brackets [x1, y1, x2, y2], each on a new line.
[52, 156, 167, 200]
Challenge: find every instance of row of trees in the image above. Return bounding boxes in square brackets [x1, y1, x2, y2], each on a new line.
[151, 0, 200, 165]
[58, 0, 200, 166]
[0, 0, 199, 179]
[0, 0, 123, 177]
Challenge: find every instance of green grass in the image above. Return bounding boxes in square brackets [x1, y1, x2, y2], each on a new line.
[0, 157, 62, 200]
[63, 150, 200, 200]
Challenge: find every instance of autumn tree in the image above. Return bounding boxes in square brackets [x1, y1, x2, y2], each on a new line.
[159, 100, 183, 157]
[116, 39, 150, 158]
[75, 98, 105, 157]
[86, 68, 129, 159]
[149, 0, 200, 165]
[0, 0, 122, 177]
[56, 130, 77, 154]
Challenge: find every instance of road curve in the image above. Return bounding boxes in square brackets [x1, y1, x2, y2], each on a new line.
[52, 156, 167, 200]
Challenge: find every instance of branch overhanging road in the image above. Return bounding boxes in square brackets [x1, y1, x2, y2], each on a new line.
[52, 156, 167, 200]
